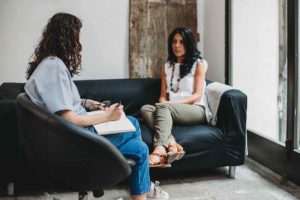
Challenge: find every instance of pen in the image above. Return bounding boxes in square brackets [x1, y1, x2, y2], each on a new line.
[101, 100, 111, 107]
[116, 101, 122, 107]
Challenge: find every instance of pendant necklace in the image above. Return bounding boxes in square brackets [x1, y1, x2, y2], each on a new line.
[170, 64, 180, 92]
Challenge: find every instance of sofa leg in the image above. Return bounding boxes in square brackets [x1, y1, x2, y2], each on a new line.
[93, 189, 104, 198]
[79, 191, 88, 200]
[228, 166, 236, 178]
[7, 182, 14, 196]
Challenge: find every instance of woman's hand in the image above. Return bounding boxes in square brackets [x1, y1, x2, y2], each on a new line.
[158, 96, 168, 103]
[105, 103, 124, 121]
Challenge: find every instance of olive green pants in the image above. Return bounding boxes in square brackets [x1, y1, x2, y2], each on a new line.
[140, 103, 206, 148]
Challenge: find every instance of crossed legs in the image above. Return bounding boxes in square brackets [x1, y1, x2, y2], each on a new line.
[140, 103, 206, 166]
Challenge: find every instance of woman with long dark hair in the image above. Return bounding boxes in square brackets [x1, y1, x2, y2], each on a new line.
[141, 27, 208, 167]
[25, 13, 168, 200]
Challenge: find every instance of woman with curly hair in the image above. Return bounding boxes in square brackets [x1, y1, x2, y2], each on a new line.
[140, 27, 208, 167]
[25, 13, 168, 200]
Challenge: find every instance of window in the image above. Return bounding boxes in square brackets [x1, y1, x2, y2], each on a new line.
[231, 0, 286, 143]
[228, 0, 300, 185]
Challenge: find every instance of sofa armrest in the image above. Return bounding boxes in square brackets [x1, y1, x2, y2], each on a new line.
[0, 100, 19, 159]
[216, 89, 247, 139]
[0, 100, 20, 183]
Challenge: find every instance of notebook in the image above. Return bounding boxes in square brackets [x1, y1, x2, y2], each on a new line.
[87, 110, 136, 135]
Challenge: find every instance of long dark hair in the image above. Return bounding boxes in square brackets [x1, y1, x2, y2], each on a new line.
[26, 13, 82, 79]
[167, 27, 202, 79]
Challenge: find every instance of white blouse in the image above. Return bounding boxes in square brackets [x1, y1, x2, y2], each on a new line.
[165, 59, 208, 106]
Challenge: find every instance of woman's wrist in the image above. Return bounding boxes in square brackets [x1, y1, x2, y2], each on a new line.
[103, 111, 110, 122]
[81, 99, 88, 108]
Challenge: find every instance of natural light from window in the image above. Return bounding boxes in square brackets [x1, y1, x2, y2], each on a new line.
[232, 0, 287, 143]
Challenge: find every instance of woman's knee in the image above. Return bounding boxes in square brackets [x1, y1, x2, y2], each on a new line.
[155, 102, 171, 110]
[127, 116, 140, 129]
[138, 141, 149, 159]
[127, 116, 139, 125]
[140, 104, 156, 114]
[132, 140, 149, 161]
[127, 116, 142, 138]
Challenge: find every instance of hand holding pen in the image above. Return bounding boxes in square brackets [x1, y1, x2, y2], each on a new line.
[106, 101, 123, 121]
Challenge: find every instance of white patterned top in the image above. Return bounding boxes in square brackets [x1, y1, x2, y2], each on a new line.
[165, 59, 208, 106]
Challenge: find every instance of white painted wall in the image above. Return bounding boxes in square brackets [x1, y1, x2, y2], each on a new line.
[198, 0, 225, 83]
[0, 0, 129, 84]
[232, 0, 279, 140]
[0, 0, 224, 84]
[197, 0, 205, 54]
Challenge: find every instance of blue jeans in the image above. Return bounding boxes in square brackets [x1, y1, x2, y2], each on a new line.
[85, 116, 150, 195]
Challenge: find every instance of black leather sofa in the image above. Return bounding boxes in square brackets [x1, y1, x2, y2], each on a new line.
[0, 78, 247, 195]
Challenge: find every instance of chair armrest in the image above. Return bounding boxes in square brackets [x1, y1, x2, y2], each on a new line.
[216, 89, 247, 139]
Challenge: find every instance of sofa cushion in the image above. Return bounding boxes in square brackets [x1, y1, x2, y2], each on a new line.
[140, 122, 228, 170]
[140, 122, 224, 154]
[140, 123, 224, 154]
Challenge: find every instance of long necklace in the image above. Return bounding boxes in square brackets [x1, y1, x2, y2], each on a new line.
[170, 64, 180, 92]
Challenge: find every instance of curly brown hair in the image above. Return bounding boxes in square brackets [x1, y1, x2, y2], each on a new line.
[26, 13, 82, 79]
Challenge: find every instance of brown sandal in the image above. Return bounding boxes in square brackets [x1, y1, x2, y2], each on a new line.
[167, 142, 185, 162]
[149, 146, 171, 168]
[166, 144, 179, 164]
[149, 153, 171, 168]
[174, 143, 185, 160]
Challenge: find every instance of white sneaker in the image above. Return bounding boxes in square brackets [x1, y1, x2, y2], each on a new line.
[146, 181, 169, 200]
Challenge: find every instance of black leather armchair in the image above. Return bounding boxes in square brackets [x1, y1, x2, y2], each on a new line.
[15, 93, 131, 198]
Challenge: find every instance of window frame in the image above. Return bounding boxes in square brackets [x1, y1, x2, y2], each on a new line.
[226, 0, 300, 185]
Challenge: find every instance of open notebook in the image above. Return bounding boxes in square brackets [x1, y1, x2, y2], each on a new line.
[87, 110, 136, 135]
